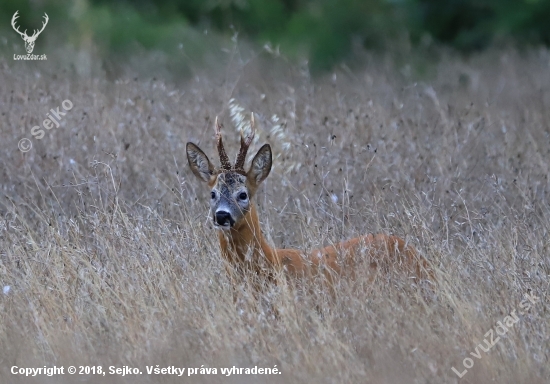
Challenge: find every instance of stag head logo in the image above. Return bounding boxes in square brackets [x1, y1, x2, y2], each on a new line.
[11, 11, 49, 54]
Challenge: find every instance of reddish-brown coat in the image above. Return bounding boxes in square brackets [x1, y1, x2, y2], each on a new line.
[188, 115, 433, 286]
[217, 203, 431, 284]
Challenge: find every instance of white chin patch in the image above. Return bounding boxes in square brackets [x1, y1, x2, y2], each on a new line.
[214, 223, 231, 231]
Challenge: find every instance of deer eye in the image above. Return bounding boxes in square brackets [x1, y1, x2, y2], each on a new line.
[238, 192, 248, 200]
[210, 191, 216, 200]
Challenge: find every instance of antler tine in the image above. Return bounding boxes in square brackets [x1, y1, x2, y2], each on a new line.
[30, 13, 48, 38]
[234, 113, 256, 171]
[215, 116, 232, 170]
[11, 11, 26, 38]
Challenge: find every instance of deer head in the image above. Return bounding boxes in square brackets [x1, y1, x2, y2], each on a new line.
[186, 114, 272, 230]
[11, 11, 49, 54]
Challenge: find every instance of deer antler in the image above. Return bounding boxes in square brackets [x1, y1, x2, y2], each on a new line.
[30, 13, 49, 39]
[11, 11, 27, 39]
[234, 113, 256, 172]
[215, 117, 232, 171]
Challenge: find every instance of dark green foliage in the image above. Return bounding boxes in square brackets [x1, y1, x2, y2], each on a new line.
[409, 0, 494, 49]
[410, 0, 550, 49]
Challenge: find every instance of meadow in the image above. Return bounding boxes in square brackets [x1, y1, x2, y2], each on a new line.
[0, 46, 548, 383]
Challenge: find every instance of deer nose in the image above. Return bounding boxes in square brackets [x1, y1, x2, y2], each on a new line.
[215, 211, 234, 227]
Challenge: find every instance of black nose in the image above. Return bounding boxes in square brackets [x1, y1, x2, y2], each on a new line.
[215, 211, 234, 226]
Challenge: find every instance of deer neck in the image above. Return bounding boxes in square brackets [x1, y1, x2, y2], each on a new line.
[217, 203, 278, 266]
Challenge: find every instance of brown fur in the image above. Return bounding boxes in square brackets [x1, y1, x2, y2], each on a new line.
[187, 120, 433, 287]
[217, 201, 432, 285]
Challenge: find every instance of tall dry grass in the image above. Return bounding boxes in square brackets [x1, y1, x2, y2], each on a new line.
[0, 46, 549, 383]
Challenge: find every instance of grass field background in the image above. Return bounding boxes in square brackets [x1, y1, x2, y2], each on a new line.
[0, 45, 549, 383]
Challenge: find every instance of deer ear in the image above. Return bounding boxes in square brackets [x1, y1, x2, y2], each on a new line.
[186, 142, 216, 183]
[248, 144, 272, 187]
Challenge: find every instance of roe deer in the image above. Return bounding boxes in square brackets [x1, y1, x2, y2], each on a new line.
[186, 114, 432, 285]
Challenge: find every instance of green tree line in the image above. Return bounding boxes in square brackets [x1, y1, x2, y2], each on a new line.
[2, 0, 550, 70]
